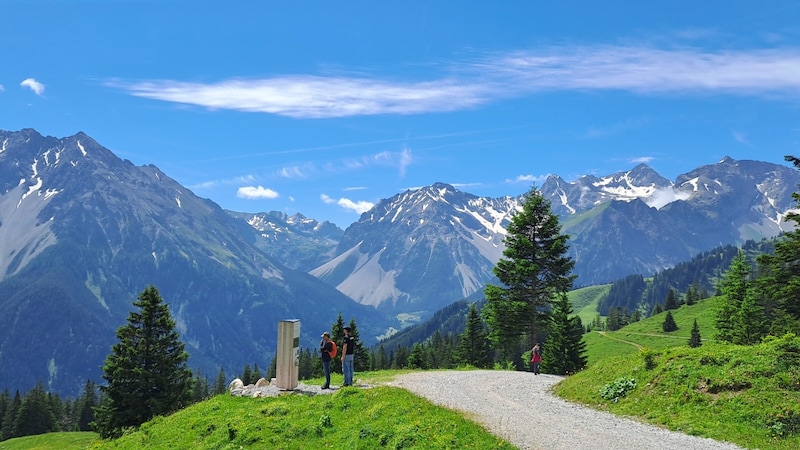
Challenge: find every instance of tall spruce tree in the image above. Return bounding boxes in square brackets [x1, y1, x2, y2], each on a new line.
[662, 311, 678, 332]
[483, 186, 575, 364]
[456, 303, 492, 368]
[688, 319, 702, 348]
[13, 381, 56, 438]
[93, 286, 193, 439]
[541, 294, 587, 375]
[716, 251, 751, 343]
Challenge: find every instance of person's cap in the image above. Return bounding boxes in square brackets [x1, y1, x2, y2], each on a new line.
[343, 327, 351, 331]
[321, 331, 330, 337]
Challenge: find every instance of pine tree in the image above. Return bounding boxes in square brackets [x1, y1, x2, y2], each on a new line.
[76, 380, 98, 432]
[688, 319, 702, 348]
[685, 281, 700, 306]
[13, 381, 56, 438]
[483, 186, 575, 364]
[456, 303, 492, 368]
[0, 388, 10, 439]
[1, 391, 21, 440]
[664, 289, 679, 310]
[214, 367, 227, 395]
[541, 294, 587, 375]
[716, 251, 751, 342]
[662, 311, 678, 332]
[241, 364, 252, 385]
[93, 285, 194, 439]
[408, 343, 427, 369]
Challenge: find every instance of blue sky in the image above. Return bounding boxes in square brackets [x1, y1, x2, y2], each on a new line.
[2, 1, 800, 228]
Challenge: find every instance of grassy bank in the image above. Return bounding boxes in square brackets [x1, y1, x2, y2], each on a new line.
[1, 375, 513, 450]
[556, 332, 800, 449]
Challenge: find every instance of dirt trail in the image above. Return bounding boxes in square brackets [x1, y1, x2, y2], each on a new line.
[391, 370, 742, 450]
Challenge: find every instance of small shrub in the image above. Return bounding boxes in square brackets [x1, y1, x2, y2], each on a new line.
[641, 349, 658, 370]
[599, 376, 637, 401]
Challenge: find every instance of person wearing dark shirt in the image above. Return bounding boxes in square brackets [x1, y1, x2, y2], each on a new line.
[342, 327, 356, 386]
[320, 331, 333, 389]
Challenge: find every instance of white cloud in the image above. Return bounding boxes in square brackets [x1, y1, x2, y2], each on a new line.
[321, 193, 374, 214]
[508, 174, 548, 184]
[732, 131, 750, 145]
[0, 85, 5, 92]
[630, 156, 654, 164]
[109, 45, 800, 119]
[237, 185, 279, 199]
[111, 76, 488, 119]
[645, 187, 692, 209]
[20, 78, 45, 95]
[337, 197, 374, 214]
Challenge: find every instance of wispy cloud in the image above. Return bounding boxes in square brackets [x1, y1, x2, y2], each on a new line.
[20, 78, 45, 95]
[321, 193, 374, 214]
[732, 131, 750, 145]
[109, 44, 800, 119]
[630, 156, 654, 164]
[507, 174, 549, 184]
[237, 186, 279, 199]
[0, 84, 5, 92]
[489, 46, 800, 96]
[110, 76, 488, 119]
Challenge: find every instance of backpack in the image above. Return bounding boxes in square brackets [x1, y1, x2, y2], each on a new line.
[328, 341, 338, 358]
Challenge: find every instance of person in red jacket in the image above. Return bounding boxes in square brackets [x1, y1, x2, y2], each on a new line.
[530, 343, 542, 375]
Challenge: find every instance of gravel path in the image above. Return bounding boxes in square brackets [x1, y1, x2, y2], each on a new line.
[390, 370, 743, 450]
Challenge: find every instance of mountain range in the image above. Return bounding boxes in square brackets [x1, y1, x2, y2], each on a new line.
[0, 129, 390, 396]
[2, 128, 798, 396]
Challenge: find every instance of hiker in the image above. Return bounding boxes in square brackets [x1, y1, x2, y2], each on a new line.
[530, 343, 542, 375]
[320, 331, 334, 389]
[342, 326, 355, 386]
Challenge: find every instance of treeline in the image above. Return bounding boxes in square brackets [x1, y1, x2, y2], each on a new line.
[597, 239, 775, 322]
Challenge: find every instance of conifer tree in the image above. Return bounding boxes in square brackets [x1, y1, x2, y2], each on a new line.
[456, 303, 492, 368]
[93, 285, 194, 439]
[13, 381, 56, 438]
[688, 319, 702, 348]
[662, 311, 678, 332]
[241, 364, 252, 385]
[716, 251, 751, 342]
[664, 289, 679, 310]
[214, 367, 227, 395]
[76, 380, 98, 432]
[541, 294, 587, 375]
[1, 391, 21, 440]
[0, 388, 10, 439]
[483, 186, 575, 364]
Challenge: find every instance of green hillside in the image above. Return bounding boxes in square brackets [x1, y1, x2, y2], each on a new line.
[568, 284, 610, 326]
[584, 295, 721, 364]
[557, 295, 800, 450]
[2, 381, 513, 450]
